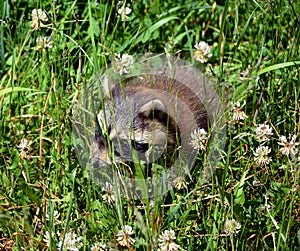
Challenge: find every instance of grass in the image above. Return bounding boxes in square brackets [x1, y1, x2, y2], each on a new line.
[0, 0, 299, 250]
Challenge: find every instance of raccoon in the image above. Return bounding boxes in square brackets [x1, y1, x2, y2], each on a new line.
[91, 70, 212, 169]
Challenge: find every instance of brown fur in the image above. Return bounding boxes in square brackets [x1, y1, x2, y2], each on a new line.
[93, 73, 210, 167]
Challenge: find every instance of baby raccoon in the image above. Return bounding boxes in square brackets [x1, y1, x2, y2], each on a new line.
[92, 72, 209, 168]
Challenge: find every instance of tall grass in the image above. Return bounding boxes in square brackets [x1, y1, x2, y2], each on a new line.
[0, 0, 299, 250]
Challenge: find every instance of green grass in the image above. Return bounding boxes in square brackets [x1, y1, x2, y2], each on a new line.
[0, 0, 299, 250]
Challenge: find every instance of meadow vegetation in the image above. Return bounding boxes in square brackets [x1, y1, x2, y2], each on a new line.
[0, 0, 299, 250]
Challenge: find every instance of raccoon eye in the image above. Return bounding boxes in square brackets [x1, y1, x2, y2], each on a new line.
[131, 141, 149, 153]
[113, 148, 121, 157]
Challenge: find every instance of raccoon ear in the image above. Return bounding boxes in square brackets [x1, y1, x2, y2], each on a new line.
[102, 75, 111, 98]
[139, 99, 165, 117]
[101, 75, 117, 99]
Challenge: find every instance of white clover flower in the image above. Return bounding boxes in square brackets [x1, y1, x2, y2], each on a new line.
[158, 230, 180, 251]
[57, 231, 82, 251]
[35, 36, 53, 51]
[32, 9, 48, 22]
[17, 138, 32, 159]
[158, 230, 176, 242]
[173, 176, 187, 190]
[91, 242, 108, 251]
[116, 225, 135, 247]
[43, 231, 53, 247]
[113, 53, 135, 75]
[117, 5, 132, 21]
[190, 128, 208, 151]
[278, 134, 299, 157]
[232, 101, 248, 121]
[255, 124, 273, 142]
[193, 41, 212, 63]
[224, 219, 241, 236]
[46, 210, 61, 224]
[254, 145, 272, 166]
[31, 9, 48, 30]
[102, 182, 115, 203]
[17, 139, 32, 150]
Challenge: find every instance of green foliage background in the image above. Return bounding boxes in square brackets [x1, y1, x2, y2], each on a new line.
[0, 0, 299, 250]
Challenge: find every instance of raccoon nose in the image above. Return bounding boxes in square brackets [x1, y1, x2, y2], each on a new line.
[131, 141, 149, 153]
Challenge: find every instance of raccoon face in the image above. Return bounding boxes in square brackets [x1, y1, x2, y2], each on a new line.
[91, 73, 208, 168]
[93, 93, 179, 167]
